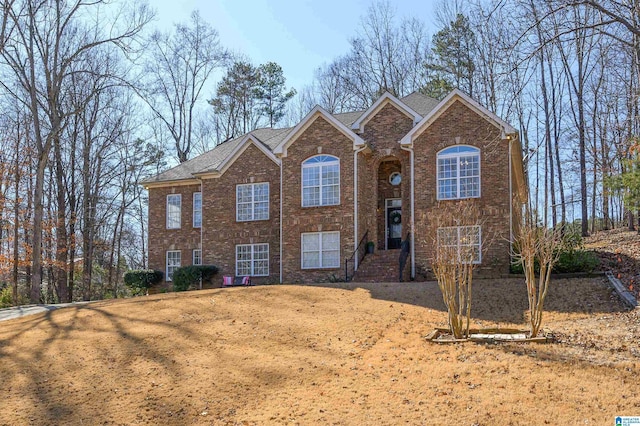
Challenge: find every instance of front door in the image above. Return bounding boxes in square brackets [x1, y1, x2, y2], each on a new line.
[386, 199, 402, 249]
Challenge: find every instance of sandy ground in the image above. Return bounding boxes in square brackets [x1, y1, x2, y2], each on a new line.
[1, 277, 638, 425]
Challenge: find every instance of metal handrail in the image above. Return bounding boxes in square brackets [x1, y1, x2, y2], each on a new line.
[399, 231, 411, 282]
[345, 230, 369, 282]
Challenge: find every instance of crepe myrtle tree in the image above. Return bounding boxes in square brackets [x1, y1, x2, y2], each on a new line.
[422, 200, 486, 339]
[512, 203, 562, 338]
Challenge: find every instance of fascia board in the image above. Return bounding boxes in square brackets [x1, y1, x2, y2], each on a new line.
[351, 92, 422, 132]
[274, 106, 365, 157]
[400, 89, 517, 146]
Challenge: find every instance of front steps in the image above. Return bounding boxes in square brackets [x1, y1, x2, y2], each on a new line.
[352, 249, 409, 282]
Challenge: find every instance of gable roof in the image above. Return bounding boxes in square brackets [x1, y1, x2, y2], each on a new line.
[140, 91, 456, 187]
[351, 92, 422, 132]
[273, 105, 365, 157]
[141, 128, 289, 187]
[400, 89, 517, 146]
[194, 133, 281, 178]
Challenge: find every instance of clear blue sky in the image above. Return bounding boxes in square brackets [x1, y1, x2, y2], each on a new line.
[153, 0, 439, 91]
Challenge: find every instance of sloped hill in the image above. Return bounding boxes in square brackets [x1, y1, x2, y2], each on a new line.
[585, 228, 640, 300]
[0, 279, 637, 425]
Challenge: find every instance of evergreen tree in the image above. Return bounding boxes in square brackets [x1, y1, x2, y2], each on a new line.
[255, 62, 296, 128]
[210, 60, 261, 140]
[619, 141, 640, 230]
[426, 13, 477, 97]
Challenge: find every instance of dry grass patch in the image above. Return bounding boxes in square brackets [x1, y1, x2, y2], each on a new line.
[0, 278, 638, 425]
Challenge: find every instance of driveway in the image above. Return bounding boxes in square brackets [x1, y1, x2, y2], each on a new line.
[0, 302, 91, 322]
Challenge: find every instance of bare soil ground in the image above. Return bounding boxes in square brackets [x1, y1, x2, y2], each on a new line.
[585, 227, 640, 300]
[1, 277, 638, 425]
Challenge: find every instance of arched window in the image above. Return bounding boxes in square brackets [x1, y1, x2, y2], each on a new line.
[437, 146, 480, 200]
[302, 155, 340, 207]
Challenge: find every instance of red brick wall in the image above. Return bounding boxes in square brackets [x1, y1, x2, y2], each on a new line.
[412, 100, 512, 276]
[201, 143, 281, 285]
[148, 183, 202, 290]
[146, 98, 520, 287]
[281, 115, 355, 283]
[359, 103, 413, 252]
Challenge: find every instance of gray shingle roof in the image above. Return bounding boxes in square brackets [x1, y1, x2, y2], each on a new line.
[401, 92, 439, 116]
[333, 111, 363, 126]
[142, 92, 438, 185]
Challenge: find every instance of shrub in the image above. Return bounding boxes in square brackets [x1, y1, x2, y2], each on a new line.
[553, 249, 599, 274]
[124, 269, 163, 295]
[510, 249, 598, 274]
[0, 286, 13, 308]
[172, 265, 219, 292]
[559, 221, 584, 251]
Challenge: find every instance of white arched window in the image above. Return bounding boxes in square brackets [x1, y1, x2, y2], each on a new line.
[302, 155, 340, 207]
[437, 146, 480, 200]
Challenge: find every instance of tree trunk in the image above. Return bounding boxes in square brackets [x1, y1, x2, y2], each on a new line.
[53, 134, 69, 302]
[12, 131, 20, 305]
[30, 153, 47, 303]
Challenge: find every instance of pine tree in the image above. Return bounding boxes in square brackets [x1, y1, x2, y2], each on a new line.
[255, 62, 296, 128]
[426, 13, 477, 97]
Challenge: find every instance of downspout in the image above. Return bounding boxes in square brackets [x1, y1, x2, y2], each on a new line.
[353, 145, 367, 270]
[508, 134, 513, 251]
[199, 178, 204, 290]
[280, 159, 283, 283]
[400, 144, 415, 279]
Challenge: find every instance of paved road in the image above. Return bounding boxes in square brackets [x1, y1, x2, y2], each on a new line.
[0, 302, 91, 322]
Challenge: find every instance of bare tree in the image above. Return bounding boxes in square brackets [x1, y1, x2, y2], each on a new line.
[139, 10, 227, 163]
[423, 201, 485, 339]
[512, 203, 561, 337]
[0, 0, 152, 303]
[311, 1, 431, 111]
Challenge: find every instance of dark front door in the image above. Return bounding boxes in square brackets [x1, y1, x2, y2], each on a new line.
[386, 206, 402, 249]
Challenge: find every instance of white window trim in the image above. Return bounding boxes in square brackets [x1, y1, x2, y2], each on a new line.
[236, 182, 270, 222]
[436, 145, 481, 200]
[301, 155, 340, 207]
[301, 231, 340, 269]
[193, 192, 202, 228]
[437, 225, 482, 264]
[166, 194, 182, 229]
[192, 249, 202, 265]
[235, 243, 269, 276]
[166, 250, 181, 281]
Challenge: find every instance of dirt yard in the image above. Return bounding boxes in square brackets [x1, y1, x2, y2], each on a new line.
[1, 277, 638, 425]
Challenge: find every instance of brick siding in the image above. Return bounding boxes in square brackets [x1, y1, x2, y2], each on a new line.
[148, 183, 202, 290]
[412, 100, 513, 276]
[201, 143, 280, 285]
[146, 96, 522, 286]
[281, 115, 355, 283]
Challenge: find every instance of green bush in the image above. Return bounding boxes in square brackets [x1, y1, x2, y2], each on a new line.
[558, 222, 584, 251]
[553, 250, 599, 274]
[124, 269, 163, 295]
[510, 249, 599, 274]
[172, 265, 219, 292]
[0, 286, 13, 308]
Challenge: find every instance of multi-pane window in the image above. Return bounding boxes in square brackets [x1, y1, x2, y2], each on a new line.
[437, 226, 482, 264]
[236, 183, 269, 221]
[302, 155, 340, 207]
[437, 146, 480, 200]
[166, 250, 181, 281]
[236, 244, 269, 276]
[166, 194, 181, 229]
[301, 231, 340, 269]
[193, 249, 202, 265]
[193, 192, 202, 228]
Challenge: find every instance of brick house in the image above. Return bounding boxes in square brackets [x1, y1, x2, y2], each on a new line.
[142, 89, 527, 288]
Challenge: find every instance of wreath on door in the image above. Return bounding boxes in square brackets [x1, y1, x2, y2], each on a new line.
[390, 211, 401, 224]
